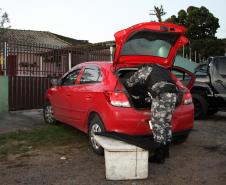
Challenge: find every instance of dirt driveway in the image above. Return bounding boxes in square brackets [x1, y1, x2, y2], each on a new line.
[0, 112, 226, 185]
[0, 109, 45, 134]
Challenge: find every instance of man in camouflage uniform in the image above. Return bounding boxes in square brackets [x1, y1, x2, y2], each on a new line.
[126, 64, 178, 163]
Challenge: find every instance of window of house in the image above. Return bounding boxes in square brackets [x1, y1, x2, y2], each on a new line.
[80, 65, 102, 84]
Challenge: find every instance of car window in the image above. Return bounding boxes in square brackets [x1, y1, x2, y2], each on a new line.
[61, 69, 81, 86]
[80, 65, 102, 84]
[195, 64, 208, 76]
[171, 69, 192, 87]
[121, 30, 179, 58]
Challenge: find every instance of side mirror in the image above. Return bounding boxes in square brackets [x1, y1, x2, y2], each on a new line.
[51, 79, 59, 86]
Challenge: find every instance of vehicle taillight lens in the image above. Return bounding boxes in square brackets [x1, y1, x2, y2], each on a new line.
[183, 91, 193, 105]
[104, 91, 131, 107]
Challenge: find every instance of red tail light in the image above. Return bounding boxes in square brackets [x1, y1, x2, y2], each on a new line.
[104, 80, 131, 107]
[104, 91, 131, 107]
[182, 91, 193, 105]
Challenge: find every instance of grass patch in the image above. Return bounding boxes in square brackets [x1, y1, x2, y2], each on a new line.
[0, 124, 88, 157]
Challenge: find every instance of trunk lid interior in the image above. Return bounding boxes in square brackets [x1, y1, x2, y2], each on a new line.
[113, 22, 188, 70]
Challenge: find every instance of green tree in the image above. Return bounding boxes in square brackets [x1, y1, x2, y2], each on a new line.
[166, 6, 219, 40]
[165, 6, 225, 61]
[0, 8, 10, 28]
[149, 5, 166, 22]
[191, 39, 225, 59]
[0, 8, 10, 42]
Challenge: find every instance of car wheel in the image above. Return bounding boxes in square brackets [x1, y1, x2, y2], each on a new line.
[43, 102, 57, 124]
[192, 93, 208, 120]
[88, 115, 105, 155]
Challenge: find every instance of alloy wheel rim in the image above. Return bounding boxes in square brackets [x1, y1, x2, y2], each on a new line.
[90, 123, 102, 149]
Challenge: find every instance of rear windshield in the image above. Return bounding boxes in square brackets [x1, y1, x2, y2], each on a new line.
[120, 30, 179, 58]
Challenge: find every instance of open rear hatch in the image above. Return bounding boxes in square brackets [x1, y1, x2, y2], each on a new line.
[113, 22, 194, 109]
[113, 22, 188, 70]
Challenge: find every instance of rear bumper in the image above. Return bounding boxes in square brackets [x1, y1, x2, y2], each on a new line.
[100, 103, 194, 135]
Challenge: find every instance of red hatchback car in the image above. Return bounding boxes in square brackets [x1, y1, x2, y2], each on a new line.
[44, 22, 195, 154]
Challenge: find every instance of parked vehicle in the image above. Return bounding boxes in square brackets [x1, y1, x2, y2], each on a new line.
[44, 22, 195, 154]
[191, 56, 226, 119]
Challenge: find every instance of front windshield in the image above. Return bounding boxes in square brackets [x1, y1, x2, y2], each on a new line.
[121, 30, 179, 58]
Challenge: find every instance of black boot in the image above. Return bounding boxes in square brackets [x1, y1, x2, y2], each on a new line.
[164, 144, 170, 158]
[149, 145, 166, 164]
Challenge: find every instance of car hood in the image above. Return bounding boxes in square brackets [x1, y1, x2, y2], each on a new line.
[113, 22, 188, 69]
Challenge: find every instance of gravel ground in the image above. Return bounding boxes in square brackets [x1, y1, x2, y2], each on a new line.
[0, 109, 45, 134]
[0, 112, 226, 185]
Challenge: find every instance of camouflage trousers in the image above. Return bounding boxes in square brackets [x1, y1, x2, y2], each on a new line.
[151, 93, 177, 144]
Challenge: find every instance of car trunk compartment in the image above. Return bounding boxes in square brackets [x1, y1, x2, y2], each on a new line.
[116, 68, 152, 109]
[116, 67, 184, 109]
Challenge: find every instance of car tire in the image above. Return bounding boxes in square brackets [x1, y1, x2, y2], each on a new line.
[43, 102, 57, 124]
[192, 93, 208, 120]
[88, 114, 105, 155]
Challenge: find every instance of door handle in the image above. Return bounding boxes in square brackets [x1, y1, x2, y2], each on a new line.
[85, 95, 92, 100]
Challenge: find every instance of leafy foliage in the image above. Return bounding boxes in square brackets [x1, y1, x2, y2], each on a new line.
[165, 6, 225, 60]
[191, 39, 225, 59]
[0, 8, 10, 28]
[0, 8, 10, 42]
[166, 6, 219, 40]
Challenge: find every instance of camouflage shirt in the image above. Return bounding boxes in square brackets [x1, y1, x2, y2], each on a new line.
[126, 65, 177, 98]
[126, 66, 152, 88]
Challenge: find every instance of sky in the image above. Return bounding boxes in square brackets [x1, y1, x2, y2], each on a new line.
[1, 0, 226, 43]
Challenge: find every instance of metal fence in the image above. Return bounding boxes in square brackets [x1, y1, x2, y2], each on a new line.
[178, 46, 207, 63]
[0, 42, 111, 111]
[0, 41, 208, 111]
[0, 42, 111, 77]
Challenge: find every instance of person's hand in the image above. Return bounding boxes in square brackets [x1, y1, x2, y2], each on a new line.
[131, 95, 140, 99]
[145, 97, 152, 102]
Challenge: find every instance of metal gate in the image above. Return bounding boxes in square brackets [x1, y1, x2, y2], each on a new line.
[0, 42, 111, 111]
[8, 76, 51, 110]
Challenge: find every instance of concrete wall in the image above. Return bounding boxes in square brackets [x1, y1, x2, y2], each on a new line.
[0, 76, 8, 112]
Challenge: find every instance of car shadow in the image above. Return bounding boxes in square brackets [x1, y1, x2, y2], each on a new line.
[206, 112, 226, 121]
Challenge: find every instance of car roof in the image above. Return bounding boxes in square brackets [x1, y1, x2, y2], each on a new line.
[84, 61, 113, 66]
[69, 61, 112, 71]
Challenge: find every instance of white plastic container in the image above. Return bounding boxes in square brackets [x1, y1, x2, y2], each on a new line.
[94, 135, 149, 180]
